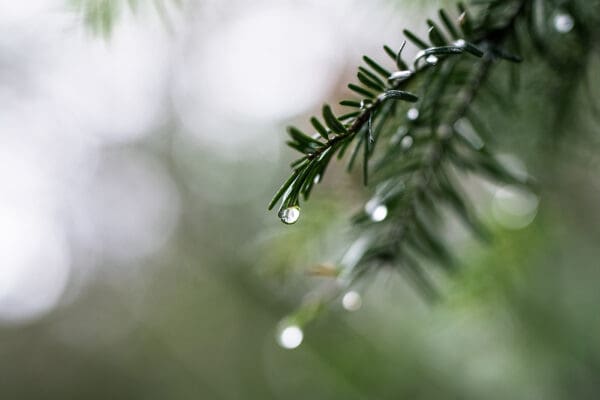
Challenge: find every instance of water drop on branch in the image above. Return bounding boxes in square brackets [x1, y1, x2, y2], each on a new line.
[454, 39, 466, 48]
[365, 198, 388, 222]
[342, 291, 362, 311]
[426, 55, 439, 65]
[407, 108, 419, 121]
[401, 135, 414, 150]
[279, 206, 301, 224]
[277, 324, 303, 349]
[388, 70, 413, 82]
[554, 12, 574, 33]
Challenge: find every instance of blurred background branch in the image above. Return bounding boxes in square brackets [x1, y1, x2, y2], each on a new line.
[69, 0, 181, 36]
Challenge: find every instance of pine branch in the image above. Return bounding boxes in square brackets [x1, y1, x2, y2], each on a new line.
[270, 1, 532, 293]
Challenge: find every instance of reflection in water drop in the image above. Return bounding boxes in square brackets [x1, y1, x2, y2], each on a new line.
[365, 198, 388, 222]
[407, 108, 419, 121]
[554, 13, 574, 33]
[454, 39, 466, 48]
[426, 55, 439, 65]
[371, 205, 388, 222]
[492, 185, 539, 230]
[279, 206, 301, 224]
[313, 174, 321, 184]
[388, 70, 413, 81]
[401, 135, 414, 150]
[277, 325, 303, 349]
[342, 291, 362, 311]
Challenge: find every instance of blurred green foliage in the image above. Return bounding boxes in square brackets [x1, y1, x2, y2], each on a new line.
[70, 0, 180, 36]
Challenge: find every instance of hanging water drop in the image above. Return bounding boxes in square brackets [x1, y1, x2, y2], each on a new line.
[342, 291, 362, 311]
[371, 205, 388, 222]
[407, 108, 419, 121]
[313, 174, 321, 184]
[401, 135, 414, 150]
[388, 70, 413, 81]
[365, 198, 388, 222]
[454, 39, 467, 48]
[492, 185, 539, 230]
[553, 12, 574, 33]
[277, 324, 303, 349]
[426, 55, 439, 65]
[279, 206, 300, 225]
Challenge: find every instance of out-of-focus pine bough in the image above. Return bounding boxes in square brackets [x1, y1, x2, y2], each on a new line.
[269, 0, 591, 311]
[71, 0, 180, 36]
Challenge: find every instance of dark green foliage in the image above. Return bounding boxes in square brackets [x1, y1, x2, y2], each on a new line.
[362, 56, 392, 78]
[439, 8, 461, 40]
[269, 0, 593, 306]
[403, 29, 430, 49]
[427, 19, 449, 46]
[322, 105, 347, 134]
[310, 117, 329, 140]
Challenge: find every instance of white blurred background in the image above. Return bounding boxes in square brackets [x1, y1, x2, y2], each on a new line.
[0, 0, 418, 323]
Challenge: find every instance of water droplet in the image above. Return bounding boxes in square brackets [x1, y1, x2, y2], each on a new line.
[277, 324, 303, 349]
[426, 55, 439, 65]
[401, 135, 414, 150]
[388, 70, 413, 81]
[365, 198, 388, 222]
[492, 185, 539, 230]
[406, 108, 419, 121]
[554, 12, 574, 33]
[371, 206, 388, 222]
[279, 206, 300, 225]
[454, 39, 467, 48]
[313, 174, 321, 184]
[342, 291, 362, 311]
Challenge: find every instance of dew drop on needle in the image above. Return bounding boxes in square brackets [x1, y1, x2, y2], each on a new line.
[426, 55, 439, 65]
[407, 108, 419, 121]
[279, 206, 301, 225]
[554, 13, 574, 33]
